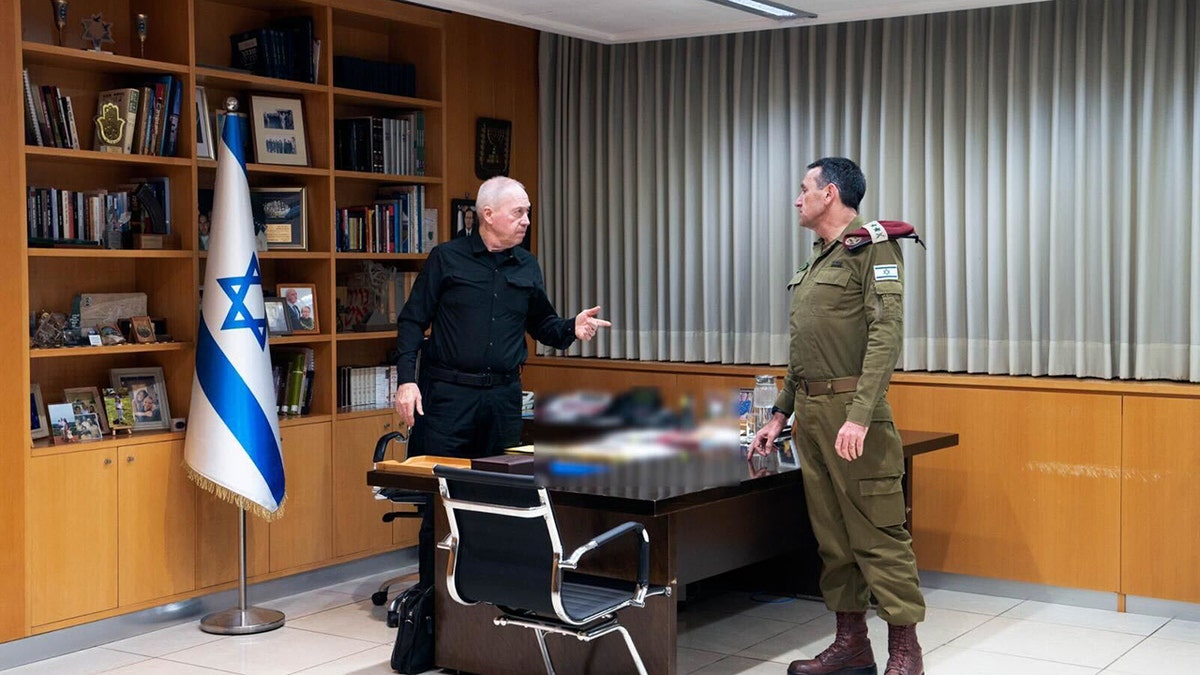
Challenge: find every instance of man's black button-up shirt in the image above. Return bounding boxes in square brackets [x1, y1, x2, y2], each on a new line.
[395, 231, 576, 383]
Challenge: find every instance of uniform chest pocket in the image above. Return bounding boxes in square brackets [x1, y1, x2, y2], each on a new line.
[805, 267, 857, 317]
[501, 272, 536, 314]
[442, 271, 494, 309]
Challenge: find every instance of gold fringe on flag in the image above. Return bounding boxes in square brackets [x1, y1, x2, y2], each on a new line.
[186, 465, 287, 522]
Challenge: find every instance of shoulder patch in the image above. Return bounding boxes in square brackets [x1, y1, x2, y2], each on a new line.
[873, 264, 899, 281]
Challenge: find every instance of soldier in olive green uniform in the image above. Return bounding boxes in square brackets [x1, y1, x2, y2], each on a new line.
[752, 158, 924, 675]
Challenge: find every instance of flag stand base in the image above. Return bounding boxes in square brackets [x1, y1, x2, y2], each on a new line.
[200, 606, 285, 635]
[199, 508, 285, 635]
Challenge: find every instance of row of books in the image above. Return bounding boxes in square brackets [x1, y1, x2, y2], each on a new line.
[27, 178, 171, 246]
[334, 112, 426, 176]
[272, 347, 315, 416]
[230, 16, 321, 84]
[336, 186, 438, 254]
[337, 365, 399, 411]
[22, 70, 79, 150]
[93, 79, 184, 156]
[333, 55, 416, 97]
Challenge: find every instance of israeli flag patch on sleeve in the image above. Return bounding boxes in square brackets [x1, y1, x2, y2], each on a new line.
[873, 264, 899, 281]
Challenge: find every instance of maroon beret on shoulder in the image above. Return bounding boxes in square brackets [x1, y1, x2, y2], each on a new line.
[842, 220, 925, 251]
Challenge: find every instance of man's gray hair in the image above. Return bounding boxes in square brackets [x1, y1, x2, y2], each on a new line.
[475, 176, 526, 211]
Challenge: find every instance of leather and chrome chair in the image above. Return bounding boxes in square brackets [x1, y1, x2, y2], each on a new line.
[433, 466, 670, 675]
[369, 430, 429, 627]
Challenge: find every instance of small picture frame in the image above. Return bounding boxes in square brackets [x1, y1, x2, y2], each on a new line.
[263, 298, 292, 336]
[110, 367, 171, 431]
[452, 198, 477, 239]
[63, 386, 110, 434]
[475, 117, 512, 180]
[102, 387, 135, 432]
[249, 94, 309, 166]
[198, 188, 213, 251]
[130, 315, 157, 343]
[195, 86, 215, 160]
[251, 187, 307, 250]
[30, 383, 49, 441]
[48, 403, 79, 444]
[277, 284, 318, 334]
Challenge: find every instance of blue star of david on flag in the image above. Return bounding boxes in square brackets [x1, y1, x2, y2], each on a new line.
[217, 255, 268, 349]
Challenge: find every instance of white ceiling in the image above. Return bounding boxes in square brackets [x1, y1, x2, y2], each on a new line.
[408, 0, 1046, 44]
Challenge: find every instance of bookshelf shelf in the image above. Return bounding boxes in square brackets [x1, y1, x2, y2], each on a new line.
[334, 252, 427, 262]
[30, 342, 193, 360]
[335, 330, 396, 342]
[267, 334, 333, 346]
[23, 146, 193, 167]
[21, 42, 190, 76]
[32, 429, 186, 455]
[28, 249, 193, 259]
[279, 413, 333, 427]
[335, 407, 394, 420]
[195, 66, 328, 95]
[333, 170, 442, 184]
[197, 159, 332, 177]
[332, 87, 441, 109]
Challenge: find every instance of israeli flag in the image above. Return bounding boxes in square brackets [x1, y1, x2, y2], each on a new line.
[184, 108, 285, 519]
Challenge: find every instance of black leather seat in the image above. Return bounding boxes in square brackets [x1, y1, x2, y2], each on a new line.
[433, 465, 670, 675]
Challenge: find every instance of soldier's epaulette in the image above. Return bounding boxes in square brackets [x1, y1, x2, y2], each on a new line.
[842, 220, 926, 251]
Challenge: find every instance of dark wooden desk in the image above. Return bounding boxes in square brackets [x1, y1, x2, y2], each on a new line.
[368, 430, 957, 675]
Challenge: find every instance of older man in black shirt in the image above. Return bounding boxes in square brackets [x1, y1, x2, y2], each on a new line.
[394, 175, 609, 586]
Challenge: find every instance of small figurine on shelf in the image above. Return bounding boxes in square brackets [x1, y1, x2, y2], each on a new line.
[51, 0, 69, 47]
[32, 311, 68, 348]
[80, 12, 114, 53]
[134, 13, 147, 58]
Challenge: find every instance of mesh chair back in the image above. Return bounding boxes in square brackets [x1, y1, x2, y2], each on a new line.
[435, 467, 560, 618]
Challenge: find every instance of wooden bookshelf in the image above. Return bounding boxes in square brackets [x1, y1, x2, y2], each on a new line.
[6, 0, 449, 638]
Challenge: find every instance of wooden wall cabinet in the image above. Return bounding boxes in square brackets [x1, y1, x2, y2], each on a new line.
[29, 439, 195, 627]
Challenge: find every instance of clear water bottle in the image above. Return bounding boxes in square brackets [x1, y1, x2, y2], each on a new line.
[752, 375, 778, 436]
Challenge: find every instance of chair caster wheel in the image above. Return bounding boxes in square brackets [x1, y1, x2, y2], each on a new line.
[371, 591, 388, 606]
[386, 611, 399, 628]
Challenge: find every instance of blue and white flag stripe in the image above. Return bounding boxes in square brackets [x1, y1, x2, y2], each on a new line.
[184, 108, 286, 518]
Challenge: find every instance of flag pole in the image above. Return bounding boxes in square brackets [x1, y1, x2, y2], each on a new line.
[200, 508, 284, 634]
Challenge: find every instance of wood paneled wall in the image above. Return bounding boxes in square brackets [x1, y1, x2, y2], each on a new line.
[523, 358, 1200, 604]
[444, 14, 539, 248]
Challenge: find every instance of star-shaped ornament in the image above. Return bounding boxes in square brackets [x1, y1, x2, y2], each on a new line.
[217, 255, 268, 349]
[81, 13, 114, 52]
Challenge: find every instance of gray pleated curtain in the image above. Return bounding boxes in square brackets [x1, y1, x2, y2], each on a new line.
[538, 0, 1200, 381]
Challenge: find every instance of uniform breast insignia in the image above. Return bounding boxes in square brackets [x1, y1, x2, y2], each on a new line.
[841, 220, 926, 251]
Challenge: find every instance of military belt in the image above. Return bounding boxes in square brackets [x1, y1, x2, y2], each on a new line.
[800, 376, 860, 396]
[424, 364, 520, 388]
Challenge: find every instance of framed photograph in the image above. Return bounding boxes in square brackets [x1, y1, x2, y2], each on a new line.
[452, 198, 477, 239]
[198, 188, 213, 251]
[251, 187, 307, 250]
[48, 403, 79, 444]
[215, 110, 253, 159]
[130, 315, 157, 343]
[263, 298, 292, 336]
[249, 94, 309, 166]
[195, 86, 215, 160]
[30, 383, 49, 441]
[110, 367, 171, 431]
[102, 387, 135, 430]
[475, 117, 511, 180]
[277, 284, 318, 334]
[63, 386, 109, 434]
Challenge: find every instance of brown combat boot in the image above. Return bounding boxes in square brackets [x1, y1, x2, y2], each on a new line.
[883, 623, 923, 675]
[787, 611, 877, 675]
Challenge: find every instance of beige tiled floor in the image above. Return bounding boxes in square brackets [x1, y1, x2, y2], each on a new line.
[5, 570, 1199, 674]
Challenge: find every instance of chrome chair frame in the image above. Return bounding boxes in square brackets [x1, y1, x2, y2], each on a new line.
[434, 467, 669, 675]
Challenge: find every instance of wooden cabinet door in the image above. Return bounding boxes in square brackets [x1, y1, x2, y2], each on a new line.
[333, 413, 400, 557]
[117, 440, 196, 606]
[29, 449, 118, 626]
[270, 422, 333, 571]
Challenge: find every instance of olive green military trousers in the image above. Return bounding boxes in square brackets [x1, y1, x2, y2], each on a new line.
[794, 392, 926, 625]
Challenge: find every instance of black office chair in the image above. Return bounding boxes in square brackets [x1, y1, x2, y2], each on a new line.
[433, 466, 670, 675]
[369, 430, 430, 628]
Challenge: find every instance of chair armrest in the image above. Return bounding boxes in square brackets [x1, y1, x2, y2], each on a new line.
[372, 430, 408, 464]
[563, 521, 650, 588]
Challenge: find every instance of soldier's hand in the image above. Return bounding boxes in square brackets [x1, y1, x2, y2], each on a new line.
[749, 415, 785, 457]
[835, 420, 868, 461]
[395, 382, 423, 428]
